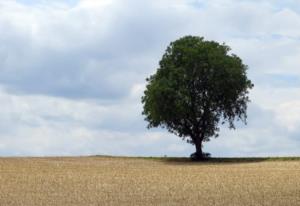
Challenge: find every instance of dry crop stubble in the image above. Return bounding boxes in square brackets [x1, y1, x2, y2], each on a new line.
[0, 157, 300, 205]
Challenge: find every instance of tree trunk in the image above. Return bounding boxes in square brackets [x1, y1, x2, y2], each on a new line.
[190, 138, 204, 161]
[195, 140, 203, 158]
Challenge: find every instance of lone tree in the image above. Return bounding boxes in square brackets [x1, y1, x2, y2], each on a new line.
[142, 36, 253, 160]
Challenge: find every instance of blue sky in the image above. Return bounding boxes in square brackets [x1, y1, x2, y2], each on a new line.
[0, 0, 300, 157]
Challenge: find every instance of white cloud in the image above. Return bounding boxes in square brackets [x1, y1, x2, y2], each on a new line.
[0, 86, 193, 156]
[276, 101, 300, 132]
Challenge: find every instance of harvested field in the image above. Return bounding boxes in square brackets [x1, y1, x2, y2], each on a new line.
[0, 156, 300, 206]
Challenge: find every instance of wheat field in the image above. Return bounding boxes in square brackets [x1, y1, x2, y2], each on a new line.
[0, 156, 300, 206]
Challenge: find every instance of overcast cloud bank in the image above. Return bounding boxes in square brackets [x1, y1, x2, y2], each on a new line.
[0, 0, 299, 156]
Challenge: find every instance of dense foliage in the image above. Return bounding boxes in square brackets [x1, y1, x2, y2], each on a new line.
[142, 36, 253, 159]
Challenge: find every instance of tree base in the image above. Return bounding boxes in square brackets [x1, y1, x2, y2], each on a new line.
[190, 152, 211, 161]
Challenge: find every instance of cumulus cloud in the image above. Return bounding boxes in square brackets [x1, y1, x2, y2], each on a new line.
[0, 0, 300, 156]
[0, 86, 192, 156]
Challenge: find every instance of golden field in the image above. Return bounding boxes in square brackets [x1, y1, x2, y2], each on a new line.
[0, 156, 300, 206]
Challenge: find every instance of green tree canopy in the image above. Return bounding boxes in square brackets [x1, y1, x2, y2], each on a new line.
[142, 36, 253, 160]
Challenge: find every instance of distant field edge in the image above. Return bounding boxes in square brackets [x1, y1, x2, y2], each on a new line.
[1, 155, 300, 163]
[92, 155, 300, 163]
